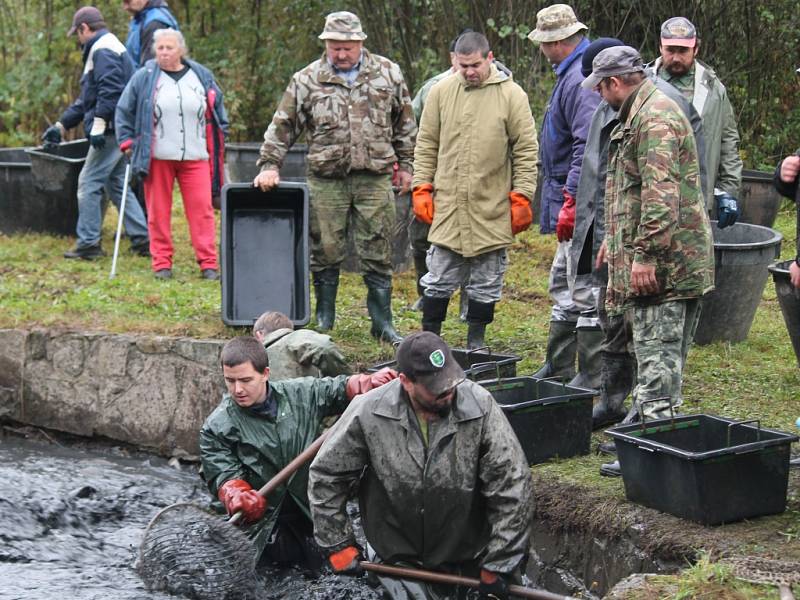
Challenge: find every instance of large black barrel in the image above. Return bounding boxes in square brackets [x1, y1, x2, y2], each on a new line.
[768, 260, 800, 367]
[693, 221, 782, 345]
[738, 169, 782, 227]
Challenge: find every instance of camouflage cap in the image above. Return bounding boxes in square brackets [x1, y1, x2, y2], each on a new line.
[581, 45, 644, 89]
[318, 11, 367, 41]
[660, 16, 696, 48]
[527, 4, 588, 44]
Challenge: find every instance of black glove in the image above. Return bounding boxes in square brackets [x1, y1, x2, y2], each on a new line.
[478, 569, 509, 600]
[715, 191, 739, 229]
[89, 134, 106, 150]
[42, 124, 62, 150]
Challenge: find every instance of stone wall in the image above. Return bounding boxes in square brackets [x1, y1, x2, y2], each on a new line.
[0, 328, 225, 458]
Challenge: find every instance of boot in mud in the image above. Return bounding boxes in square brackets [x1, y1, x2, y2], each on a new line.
[568, 322, 604, 391]
[421, 295, 450, 336]
[466, 299, 495, 351]
[532, 320, 577, 381]
[313, 268, 339, 331]
[365, 272, 403, 345]
[592, 352, 636, 430]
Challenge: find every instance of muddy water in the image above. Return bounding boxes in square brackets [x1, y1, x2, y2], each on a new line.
[0, 433, 380, 600]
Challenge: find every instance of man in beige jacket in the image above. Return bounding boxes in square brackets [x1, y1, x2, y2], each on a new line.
[412, 32, 538, 349]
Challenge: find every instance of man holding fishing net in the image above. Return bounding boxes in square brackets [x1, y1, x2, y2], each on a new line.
[199, 335, 397, 566]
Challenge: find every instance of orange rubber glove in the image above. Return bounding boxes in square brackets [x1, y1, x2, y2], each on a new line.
[218, 479, 267, 524]
[412, 183, 434, 224]
[556, 189, 576, 242]
[509, 191, 532, 235]
[345, 368, 398, 400]
[329, 545, 364, 576]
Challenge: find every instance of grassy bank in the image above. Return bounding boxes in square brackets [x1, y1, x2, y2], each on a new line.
[1, 195, 799, 598]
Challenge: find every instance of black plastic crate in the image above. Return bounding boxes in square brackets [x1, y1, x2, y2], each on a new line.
[220, 182, 310, 326]
[368, 347, 521, 382]
[479, 376, 595, 465]
[607, 414, 798, 525]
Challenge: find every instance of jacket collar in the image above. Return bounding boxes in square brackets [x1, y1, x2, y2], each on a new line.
[261, 328, 293, 348]
[617, 78, 655, 128]
[456, 63, 509, 89]
[317, 48, 374, 87]
[81, 29, 108, 60]
[554, 36, 589, 77]
[649, 56, 713, 115]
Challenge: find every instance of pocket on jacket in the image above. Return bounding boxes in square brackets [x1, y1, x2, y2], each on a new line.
[368, 87, 393, 128]
[311, 97, 340, 132]
[307, 145, 345, 177]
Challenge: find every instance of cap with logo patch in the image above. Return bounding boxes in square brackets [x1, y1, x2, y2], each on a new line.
[660, 17, 697, 48]
[395, 331, 466, 396]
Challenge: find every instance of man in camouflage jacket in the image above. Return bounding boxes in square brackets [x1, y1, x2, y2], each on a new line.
[584, 46, 713, 428]
[255, 11, 417, 345]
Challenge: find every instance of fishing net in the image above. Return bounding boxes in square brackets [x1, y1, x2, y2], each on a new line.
[137, 502, 263, 600]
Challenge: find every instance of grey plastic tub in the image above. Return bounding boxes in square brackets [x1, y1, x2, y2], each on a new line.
[693, 221, 782, 345]
[1, 144, 84, 235]
[768, 260, 800, 367]
[737, 169, 782, 228]
[220, 182, 310, 327]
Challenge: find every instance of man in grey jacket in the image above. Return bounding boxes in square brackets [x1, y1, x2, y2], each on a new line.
[309, 331, 532, 600]
[648, 16, 742, 226]
[571, 38, 708, 435]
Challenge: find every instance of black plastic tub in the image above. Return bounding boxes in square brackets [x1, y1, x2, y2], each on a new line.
[738, 169, 782, 228]
[220, 182, 310, 327]
[694, 221, 782, 345]
[225, 142, 307, 183]
[368, 348, 521, 381]
[607, 414, 798, 525]
[1, 144, 83, 235]
[768, 260, 800, 367]
[479, 376, 595, 465]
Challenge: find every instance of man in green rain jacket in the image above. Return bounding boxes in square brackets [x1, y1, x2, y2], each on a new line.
[199, 336, 396, 564]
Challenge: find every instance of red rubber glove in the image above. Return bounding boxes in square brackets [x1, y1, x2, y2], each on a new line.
[218, 479, 267, 524]
[329, 545, 364, 576]
[478, 569, 509, 599]
[508, 191, 532, 235]
[556, 189, 576, 242]
[345, 368, 398, 400]
[412, 183, 434, 224]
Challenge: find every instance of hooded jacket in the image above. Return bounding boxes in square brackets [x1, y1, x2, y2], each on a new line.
[262, 328, 350, 380]
[125, 0, 179, 66]
[199, 375, 350, 560]
[412, 64, 538, 258]
[308, 378, 533, 574]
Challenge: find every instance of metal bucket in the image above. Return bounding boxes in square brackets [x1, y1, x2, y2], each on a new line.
[694, 221, 782, 345]
[768, 260, 800, 367]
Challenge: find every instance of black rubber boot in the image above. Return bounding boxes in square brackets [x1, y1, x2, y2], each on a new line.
[592, 352, 636, 430]
[421, 296, 450, 336]
[532, 321, 577, 381]
[568, 324, 604, 391]
[466, 299, 495, 351]
[313, 268, 339, 332]
[413, 255, 427, 300]
[364, 272, 403, 344]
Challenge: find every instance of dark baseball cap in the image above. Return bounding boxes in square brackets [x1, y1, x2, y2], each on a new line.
[581, 45, 644, 90]
[581, 37, 624, 78]
[395, 331, 465, 396]
[68, 6, 104, 36]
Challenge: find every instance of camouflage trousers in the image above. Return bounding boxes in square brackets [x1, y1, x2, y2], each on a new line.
[631, 298, 701, 418]
[421, 245, 507, 304]
[307, 172, 395, 276]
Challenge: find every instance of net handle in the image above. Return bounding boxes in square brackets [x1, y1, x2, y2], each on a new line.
[229, 428, 332, 525]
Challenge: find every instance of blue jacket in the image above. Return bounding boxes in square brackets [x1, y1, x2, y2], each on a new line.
[538, 37, 600, 233]
[125, 0, 179, 67]
[60, 30, 135, 137]
[115, 58, 229, 195]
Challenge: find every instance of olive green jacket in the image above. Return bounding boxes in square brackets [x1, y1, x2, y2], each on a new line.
[308, 378, 533, 574]
[199, 375, 349, 559]
[649, 58, 742, 207]
[262, 328, 350, 381]
[412, 65, 538, 257]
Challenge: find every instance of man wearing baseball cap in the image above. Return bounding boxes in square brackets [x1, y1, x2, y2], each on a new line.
[648, 16, 742, 228]
[255, 11, 416, 345]
[584, 47, 713, 473]
[42, 6, 149, 261]
[309, 331, 532, 599]
[527, 5, 603, 391]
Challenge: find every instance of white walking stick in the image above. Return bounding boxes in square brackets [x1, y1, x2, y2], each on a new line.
[109, 162, 131, 280]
